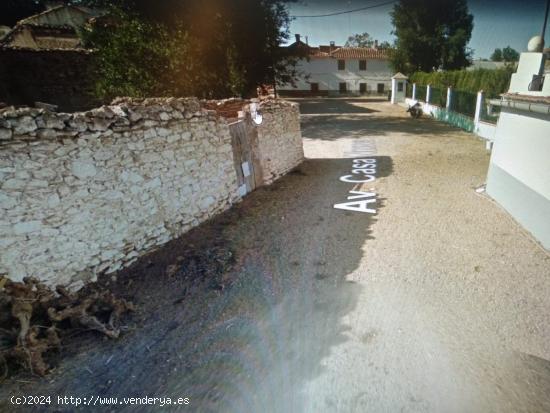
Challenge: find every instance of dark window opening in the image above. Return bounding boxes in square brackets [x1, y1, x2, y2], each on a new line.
[310, 83, 319, 92]
[360, 83, 367, 93]
[359, 60, 367, 71]
[339, 82, 347, 93]
[398, 82, 404, 92]
[337, 60, 345, 70]
[377, 83, 385, 93]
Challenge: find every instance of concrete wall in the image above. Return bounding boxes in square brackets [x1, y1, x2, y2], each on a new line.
[279, 58, 392, 94]
[486, 108, 550, 249]
[475, 121, 497, 142]
[0, 97, 304, 288]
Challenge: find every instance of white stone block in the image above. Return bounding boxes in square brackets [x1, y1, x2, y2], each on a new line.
[14, 220, 42, 234]
[71, 160, 97, 179]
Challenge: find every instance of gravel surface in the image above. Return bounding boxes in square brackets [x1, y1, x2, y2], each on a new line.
[1, 98, 549, 413]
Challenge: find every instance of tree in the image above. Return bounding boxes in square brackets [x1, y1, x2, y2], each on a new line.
[390, 0, 473, 73]
[502, 46, 519, 62]
[345, 32, 374, 48]
[78, 0, 300, 99]
[490, 48, 503, 61]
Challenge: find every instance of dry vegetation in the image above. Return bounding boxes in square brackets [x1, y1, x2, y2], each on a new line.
[0, 276, 134, 379]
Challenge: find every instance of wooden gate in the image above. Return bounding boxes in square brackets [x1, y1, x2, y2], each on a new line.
[229, 117, 262, 196]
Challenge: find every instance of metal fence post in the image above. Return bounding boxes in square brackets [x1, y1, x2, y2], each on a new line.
[474, 90, 484, 126]
[412, 83, 417, 100]
[446, 86, 452, 110]
[426, 84, 431, 104]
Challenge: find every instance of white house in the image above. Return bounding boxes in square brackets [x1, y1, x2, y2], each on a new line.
[486, 37, 550, 249]
[279, 35, 393, 96]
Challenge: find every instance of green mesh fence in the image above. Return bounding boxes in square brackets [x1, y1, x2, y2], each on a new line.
[415, 85, 427, 102]
[406, 83, 413, 98]
[452, 89, 477, 118]
[429, 86, 446, 107]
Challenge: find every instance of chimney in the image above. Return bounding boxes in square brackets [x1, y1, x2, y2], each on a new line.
[295, 34, 301, 43]
[374, 40, 378, 49]
[330, 40, 335, 53]
[305, 35, 309, 45]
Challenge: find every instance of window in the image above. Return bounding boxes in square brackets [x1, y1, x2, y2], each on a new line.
[310, 83, 319, 93]
[337, 60, 345, 70]
[397, 82, 404, 92]
[359, 83, 367, 94]
[377, 83, 385, 93]
[339, 82, 347, 93]
[359, 60, 367, 71]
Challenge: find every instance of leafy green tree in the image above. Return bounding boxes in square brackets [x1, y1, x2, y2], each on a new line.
[345, 32, 374, 48]
[76, 0, 300, 98]
[390, 0, 473, 73]
[490, 48, 503, 62]
[502, 46, 519, 62]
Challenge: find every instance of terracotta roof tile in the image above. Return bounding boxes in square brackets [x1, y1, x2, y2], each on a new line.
[285, 42, 389, 60]
[329, 47, 388, 60]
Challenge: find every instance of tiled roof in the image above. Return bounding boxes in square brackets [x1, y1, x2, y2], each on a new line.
[0, 23, 83, 50]
[392, 72, 408, 79]
[329, 47, 388, 60]
[501, 93, 550, 105]
[286, 41, 389, 60]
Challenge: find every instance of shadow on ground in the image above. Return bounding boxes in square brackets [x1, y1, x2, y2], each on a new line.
[0, 157, 393, 413]
[292, 99, 381, 115]
[301, 115, 464, 141]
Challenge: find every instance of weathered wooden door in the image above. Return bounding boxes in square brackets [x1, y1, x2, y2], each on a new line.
[229, 117, 262, 196]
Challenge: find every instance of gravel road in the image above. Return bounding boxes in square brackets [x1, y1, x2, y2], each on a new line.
[2, 98, 549, 413]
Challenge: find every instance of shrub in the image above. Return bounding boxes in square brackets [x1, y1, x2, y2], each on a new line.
[410, 67, 514, 98]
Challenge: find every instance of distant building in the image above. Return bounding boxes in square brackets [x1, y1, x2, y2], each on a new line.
[467, 59, 517, 71]
[0, 5, 95, 49]
[279, 35, 393, 97]
[0, 5, 100, 111]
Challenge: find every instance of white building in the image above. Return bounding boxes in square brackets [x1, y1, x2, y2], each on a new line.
[486, 37, 550, 249]
[279, 35, 393, 97]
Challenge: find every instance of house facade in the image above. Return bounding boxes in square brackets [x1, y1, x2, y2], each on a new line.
[0, 5, 95, 50]
[279, 35, 393, 96]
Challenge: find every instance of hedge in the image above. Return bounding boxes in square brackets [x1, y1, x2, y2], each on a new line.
[410, 67, 514, 98]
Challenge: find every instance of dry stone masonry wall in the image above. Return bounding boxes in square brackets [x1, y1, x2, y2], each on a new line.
[256, 100, 304, 184]
[0, 97, 303, 289]
[0, 98, 240, 289]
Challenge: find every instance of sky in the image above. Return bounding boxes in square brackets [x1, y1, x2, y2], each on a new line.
[286, 0, 549, 59]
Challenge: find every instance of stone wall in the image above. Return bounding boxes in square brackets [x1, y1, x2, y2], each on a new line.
[0, 97, 240, 289]
[255, 100, 304, 184]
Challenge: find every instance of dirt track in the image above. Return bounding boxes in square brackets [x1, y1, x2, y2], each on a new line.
[1, 98, 550, 412]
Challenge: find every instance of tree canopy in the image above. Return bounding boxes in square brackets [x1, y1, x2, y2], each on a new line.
[345, 32, 374, 48]
[2, 0, 302, 100]
[490, 46, 519, 62]
[82, 0, 302, 99]
[390, 0, 474, 73]
[490, 48, 503, 62]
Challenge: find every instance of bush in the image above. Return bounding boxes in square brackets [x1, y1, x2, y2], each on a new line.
[410, 67, 514, 98]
